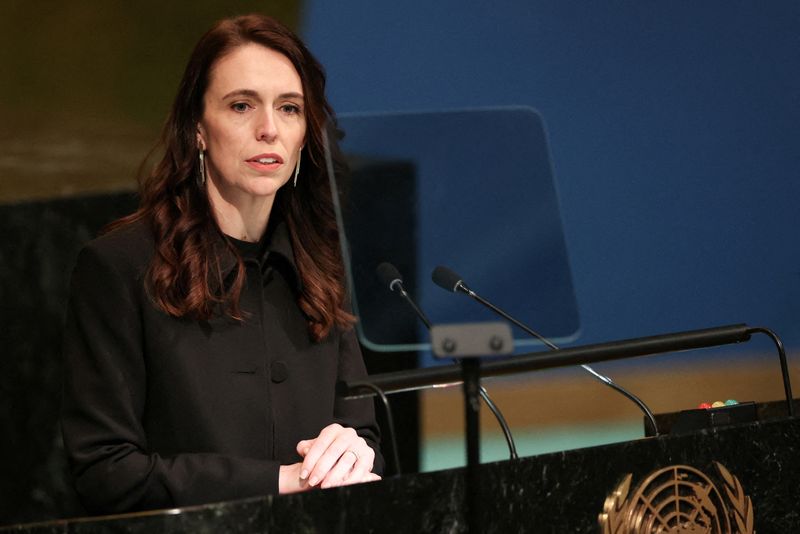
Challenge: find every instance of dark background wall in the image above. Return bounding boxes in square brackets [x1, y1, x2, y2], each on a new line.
[0, 194, 137, 522]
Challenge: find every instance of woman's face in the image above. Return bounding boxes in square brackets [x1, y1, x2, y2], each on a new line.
[197, 43, 306, 204]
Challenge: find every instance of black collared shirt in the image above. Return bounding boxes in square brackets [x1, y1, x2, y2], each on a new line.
[61, 217, 382, 514]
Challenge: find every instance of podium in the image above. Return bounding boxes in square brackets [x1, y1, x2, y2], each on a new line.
[3, 412, 798, 533]
[4, 323, 797, 532]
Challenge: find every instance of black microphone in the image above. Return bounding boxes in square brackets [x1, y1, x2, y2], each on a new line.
[377, 262, 403, 293]
[377, 262, 432, 329]
[377, 262, 519, 460]
[431, 266, 468, 293]
[431, 265, 660, 436]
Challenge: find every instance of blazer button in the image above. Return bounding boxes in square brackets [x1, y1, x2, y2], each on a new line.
[271, 361, 289, 383]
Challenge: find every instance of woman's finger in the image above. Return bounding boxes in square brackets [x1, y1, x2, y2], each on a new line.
[296, 438, 315, 457]
[300, 424, 352, 485]
[305, 428, 359, 486]
[321, 440, 375, 489]
[299, 423, 340, 480]
[360, 472, 381, 483]
[339, 445, 375, 486]
[319, 448, 360, 489]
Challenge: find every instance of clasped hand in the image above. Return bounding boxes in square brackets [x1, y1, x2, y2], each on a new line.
[278, 423, 381, 493]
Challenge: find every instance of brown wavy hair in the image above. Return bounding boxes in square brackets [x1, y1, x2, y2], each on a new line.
[109, 13, 354, 341]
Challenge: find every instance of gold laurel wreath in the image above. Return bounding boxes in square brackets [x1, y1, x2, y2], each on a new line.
[714, 462, 754, 534]
[598, 474, 630, 534]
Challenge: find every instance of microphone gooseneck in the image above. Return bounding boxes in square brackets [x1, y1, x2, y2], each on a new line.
[432, 264, 660, 436]
[378, 262, 518, 460]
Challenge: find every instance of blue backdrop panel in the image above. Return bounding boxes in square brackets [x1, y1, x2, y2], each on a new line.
[303, 3, 800, 367]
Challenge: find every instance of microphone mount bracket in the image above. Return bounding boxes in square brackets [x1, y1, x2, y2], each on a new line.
[429, 321, 513, 530]
[431, 322, 514, 359]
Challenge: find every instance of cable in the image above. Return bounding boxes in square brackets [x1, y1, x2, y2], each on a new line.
[357, 382, 402, 476]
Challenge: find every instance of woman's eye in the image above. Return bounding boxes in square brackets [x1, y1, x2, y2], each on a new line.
[231, 102, 251, 113]
[280, 103, 302, 115]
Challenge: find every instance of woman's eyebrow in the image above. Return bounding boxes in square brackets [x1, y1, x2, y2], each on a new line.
[221, 88, 261, 100]
[220, 89, 304, 100]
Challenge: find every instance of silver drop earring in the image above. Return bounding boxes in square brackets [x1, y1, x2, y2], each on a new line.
[293, 149, 302, 187]
[197, 149, 206, 186]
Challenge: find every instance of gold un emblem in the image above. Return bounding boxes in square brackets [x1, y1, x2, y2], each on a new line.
[599, 462, 754, 534]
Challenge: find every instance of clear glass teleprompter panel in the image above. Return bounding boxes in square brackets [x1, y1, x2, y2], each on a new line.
[326, 107, 580, 357]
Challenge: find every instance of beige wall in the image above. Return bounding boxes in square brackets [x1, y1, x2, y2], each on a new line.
[422, 352, 791, 436]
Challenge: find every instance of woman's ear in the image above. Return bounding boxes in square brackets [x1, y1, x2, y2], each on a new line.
[196, 125, 207, 151]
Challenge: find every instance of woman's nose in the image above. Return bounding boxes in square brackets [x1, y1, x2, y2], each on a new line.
[256, 110, 279, 142]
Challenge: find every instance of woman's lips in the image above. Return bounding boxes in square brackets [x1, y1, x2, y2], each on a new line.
[246, 153, 283, 172]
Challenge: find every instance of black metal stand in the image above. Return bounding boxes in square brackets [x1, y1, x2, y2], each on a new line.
[462, 358, 481, 533]
[427, 322, 513, 533]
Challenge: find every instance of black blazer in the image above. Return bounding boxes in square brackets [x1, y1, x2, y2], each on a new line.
[61, 219, 382, 514]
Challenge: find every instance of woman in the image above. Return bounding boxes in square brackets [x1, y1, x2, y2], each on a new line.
[61, 14, 382, 514]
